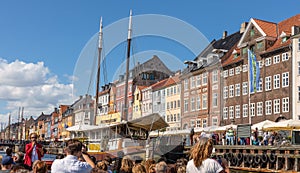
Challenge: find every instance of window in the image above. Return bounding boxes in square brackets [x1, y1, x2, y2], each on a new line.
[184, 79, 189, 91]
[298, 62, 300, 75]
[190, 76, 196, 89]
[174, 101, 177, 109]
[235, 67, 241, 75]
[250, 28, 255, 37]
[166, 88, 170, 97]
[243, 65, 248, 72]
[212, 70, 218, 83]
[298, 87, 300, 101]
[190, 120, 195, 127]
[177, 100, 180, 108]
[177, 113, 181, 122]
[196, 96, 201, 110]
[170, 101, 173, 109]
[274, 99, 280, 114]
[196, 75, 201, 86]
[242, 82, 248, 95]
[282, 97, 289, 112]
[242, 47, 247, 55]
[265, 76, 272, 91]
[265, 100, 272, 115]
[229, 106, 234, 119]
[257, 41, 263, 50]
[167, 102, 170, 110]
[173, 86, 177, 95]
[196, 119, 201, 127]
[273, 74, 280, 89]
[229, 68, 234, 76]
[282, 52, 289, 61]
[203, 119, 207, 128]
[235, 105, 240, 118]
[282, 72, 289, 87]
[213, 93, 218, 107]
[212, 118, 218, 126]
[257, 102, 263, 116]
[223, 86, 228, 99]
[259, 61, 264, 68]
[223, 70, 228, 78]
[202, 72, 208, 85]
[229, 85, 234, 98]
[223, 107, 228, 119]
[250, 103, 255, 117]
[265, 58, 271, 66]
[299, 38, 300, 51]
[202, 94, 207, 109]
[170, 87, 173, 96]
[191, 97, 195, 111]
[184, 99, 188, 112]
[273, 55, 280, 64]
[235, 84, 240, 96]
[257, 78, 263, 92]
[243, 104, 248, 117]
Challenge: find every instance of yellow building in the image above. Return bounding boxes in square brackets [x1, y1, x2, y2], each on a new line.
[165, 75, 181, 131]
[132, 86, 147, 120]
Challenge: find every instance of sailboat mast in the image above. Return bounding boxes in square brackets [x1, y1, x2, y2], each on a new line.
[94, 17, 103, 125]
[123, 10, 132, 122]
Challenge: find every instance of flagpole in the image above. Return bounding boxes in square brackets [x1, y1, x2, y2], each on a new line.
[248, 50, 251, 125]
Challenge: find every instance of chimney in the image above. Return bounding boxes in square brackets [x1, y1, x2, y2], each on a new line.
[222, 31, 227, 39]
[240, 22, 248, 33]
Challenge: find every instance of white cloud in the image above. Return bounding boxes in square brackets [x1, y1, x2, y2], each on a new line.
[0, 58, 74, 125]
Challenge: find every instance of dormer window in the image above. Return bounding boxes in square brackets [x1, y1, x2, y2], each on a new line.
[282, 37, 287, 43]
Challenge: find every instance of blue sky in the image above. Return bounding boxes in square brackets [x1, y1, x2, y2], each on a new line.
[0, 0, 299, 124]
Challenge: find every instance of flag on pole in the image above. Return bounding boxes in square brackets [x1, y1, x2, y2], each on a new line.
[248, 49, 260, 93]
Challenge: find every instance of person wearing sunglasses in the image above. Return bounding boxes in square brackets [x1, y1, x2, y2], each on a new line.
[24, 133, 44, 170]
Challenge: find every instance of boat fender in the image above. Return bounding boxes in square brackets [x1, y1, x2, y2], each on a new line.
[227, 152, 233, 161]
[269, 153, 276, 163]
[230, 156, 237, 166]
[254, 155, 261, 165]
[261, 153, 268, 164]
[237, 153, 243, 162]
[247, 154, 254, 164]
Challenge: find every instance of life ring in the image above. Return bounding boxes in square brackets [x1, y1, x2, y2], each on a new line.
[243, 154, 248, 164]
[247, 154, 254, 164]
[254, 155, 261, 165]
[237, 153, 243, 162]
[227, 153, 233, 161]
[231, 156, 237, 166]
[223, 153, 228, 160]
[261, 153, 268, 164]
[269, 153, 276, 163]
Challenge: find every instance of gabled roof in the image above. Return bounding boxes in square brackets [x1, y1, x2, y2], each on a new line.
[162, 75, 180, 88]
[265, 14, 300, 52]
[252, 18, 277, 37]
[151, 78, 169, 91]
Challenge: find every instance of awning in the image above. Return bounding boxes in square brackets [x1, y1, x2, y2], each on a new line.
[127, 113, 169, 131]
[66, 124, 99, 132]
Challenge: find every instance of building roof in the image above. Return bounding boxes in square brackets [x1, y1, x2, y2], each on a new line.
[265, 14, 300, 52]
[252, 18, 277, 38]
[221, 43, 242, 67]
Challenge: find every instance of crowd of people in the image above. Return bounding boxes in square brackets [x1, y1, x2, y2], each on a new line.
[0, 132, 232, 173]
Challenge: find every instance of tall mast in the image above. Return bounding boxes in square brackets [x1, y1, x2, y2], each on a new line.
[20, 107, 24, 140]
[94, 17, 103, 125]
[123, 10, 132, 122]
[8, 113, 11, 140]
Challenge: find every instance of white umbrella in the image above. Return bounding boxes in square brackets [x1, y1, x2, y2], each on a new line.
[215, 124, 237, 132]
[252, 120, 275, 130]
[263, 119, 300, 131]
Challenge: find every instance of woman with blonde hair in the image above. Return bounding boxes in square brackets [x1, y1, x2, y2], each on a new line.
[186, 137, 225, 173]
[132, 163, 146, 173]
[32, 160, 47, 173]
[120, 156, 134, 173]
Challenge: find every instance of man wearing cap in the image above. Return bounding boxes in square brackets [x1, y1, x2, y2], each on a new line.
[24, 132, 44, 169]
[1, 155, 14, 172]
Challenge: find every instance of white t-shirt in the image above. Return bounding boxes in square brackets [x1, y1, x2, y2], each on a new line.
[186, 158, 224, 173]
